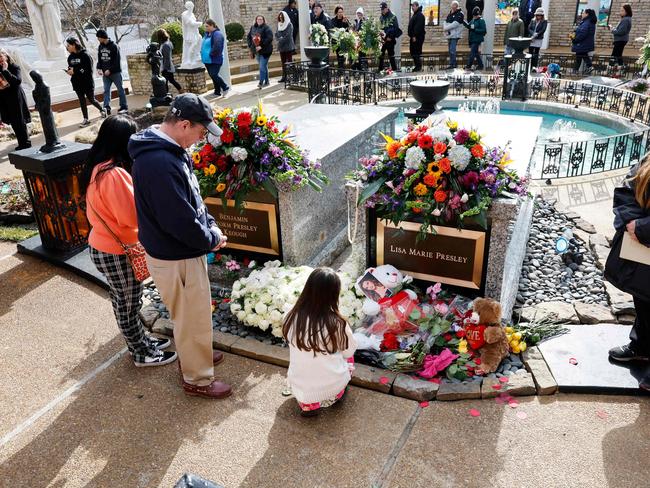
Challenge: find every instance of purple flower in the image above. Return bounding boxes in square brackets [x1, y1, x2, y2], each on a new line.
[312, 161, 322, 170]
[260, 153, 271, 166]
[292, 174, 303, 184]
[254, 171, 269, 182]
[269, 144, 283, 157]
[461, 171, 479, 190]
[454, 129, 470, 144]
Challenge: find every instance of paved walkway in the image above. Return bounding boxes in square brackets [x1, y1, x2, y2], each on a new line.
[0, 240, 649, 487]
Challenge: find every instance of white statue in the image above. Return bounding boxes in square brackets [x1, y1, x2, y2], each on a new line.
[180, 1, 203, 69]
[24, 0, 65, 61]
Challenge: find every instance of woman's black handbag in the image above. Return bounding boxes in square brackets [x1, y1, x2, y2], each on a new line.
[604, 230, 650, 302]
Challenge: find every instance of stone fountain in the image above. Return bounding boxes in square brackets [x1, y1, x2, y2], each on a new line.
[406, 79, 450, 121]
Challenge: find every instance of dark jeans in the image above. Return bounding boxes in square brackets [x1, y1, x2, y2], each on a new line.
[630, 296, 650, 354]
[448, 38, 459, 68]
[410, 39, 424, 71]
[75, 87, 103, 120]
[467, 42, 483, 69]
[10, 118, 30, 148]
[280, 51, 293, 80]
[529, 46, 541, 68]
[205, 63, 229, 95]
[162, 70, 182, 92]
[611, 41, 627, 65]
[574, 53, 593, 72]
[378, 40, 397, 71]
[102, 72, 128, 111]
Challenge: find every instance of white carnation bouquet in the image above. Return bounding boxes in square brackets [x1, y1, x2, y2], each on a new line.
[230, 261, 365, 338]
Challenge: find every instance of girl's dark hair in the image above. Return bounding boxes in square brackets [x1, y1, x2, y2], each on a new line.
[622, 4, 633, 17]
[278, 12, 284, 22]
[156, 29, 170, 42]
[282, 267, 349, 355]
[205, 18, 218, 28]
[585, 8, 597, 24]
[472, 6, 481, 16]
[334, 5, 343, 15]
[255, 15, 266, 25]
[81, 115, 138, 193]
[65, 37, 82, 51]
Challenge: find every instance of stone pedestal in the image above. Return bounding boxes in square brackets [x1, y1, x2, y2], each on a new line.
[176, 67, 208, 94]
[503, 54, 532, 102]
[307, 64, 330, 103]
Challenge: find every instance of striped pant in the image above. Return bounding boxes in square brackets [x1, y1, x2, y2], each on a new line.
[90, 247, 157, 362]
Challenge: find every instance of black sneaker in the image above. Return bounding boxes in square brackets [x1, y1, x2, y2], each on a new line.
[149, 336, 171, 350]
[608, 344, 649, 362]
[105, 106, 112, 115]
[134, 350, 177, 367]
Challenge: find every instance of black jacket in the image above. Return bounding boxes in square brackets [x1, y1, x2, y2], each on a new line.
[466, 0, 484, 15]
[0, 63, 31, 125]
[518, 0, 541, 21]
[613, 164, 650, 245]
[129, 128, 223, 260]
[67, 50, 95, 92]
[282, 6, 299, 32]
[408, 6, 426, 42]
[97, 40, 121, 74]
[247, 23, 274, 58]
[311, 12, 332, 31]
[331, 16, 351, 30]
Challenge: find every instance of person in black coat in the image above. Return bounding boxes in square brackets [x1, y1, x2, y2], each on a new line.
[283, 0, 300, 44]
[518, 0, 541, 29]
[0, 49, 31, 150]
[408, 1, 426, 72]
[311, 3, 332, 30]
[607, 157, 650, 391]
[65, 37, 105, 127]
[247, 16, 274, 88]
[466, 0, 484, 16]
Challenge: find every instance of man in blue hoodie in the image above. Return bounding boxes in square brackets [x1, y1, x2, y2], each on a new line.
[201, 19, 229, 97]
[129, 94, 231, 399]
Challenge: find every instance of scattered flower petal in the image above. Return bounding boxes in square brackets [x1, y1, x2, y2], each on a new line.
[469, 408, 481, 417]
[596, 410, 608, 420]
[569, 357, 579, 365]
[419, 401, 430, 408]
[379, 376, 390, 385]
[508, 400, 519, 409]
[516, 411, 528, 420]
[491, 384, 502, 390]
[499, 376, 509, 383]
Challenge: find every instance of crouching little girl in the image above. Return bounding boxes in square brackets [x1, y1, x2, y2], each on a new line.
[282, 267, 358, 416]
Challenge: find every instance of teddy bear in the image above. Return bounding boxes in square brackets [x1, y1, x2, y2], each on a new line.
[466, 297, 510, 375]
[356, 264, 417, 316]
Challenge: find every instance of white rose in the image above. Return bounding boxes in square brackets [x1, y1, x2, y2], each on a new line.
[255, 302, 267, 314]
[259, 319, 270, 331]
[230, 303, 242, 312]
[231, 147, 248, 162]
[260, 293, 272, 304]
[461, 193, 469, 203]
[432, 208, 442, 216]
[236, 311, 246, 321]
[269, 310, 282, 322]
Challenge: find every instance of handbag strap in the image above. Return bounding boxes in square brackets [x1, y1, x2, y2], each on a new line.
[87, 198, 128, 250]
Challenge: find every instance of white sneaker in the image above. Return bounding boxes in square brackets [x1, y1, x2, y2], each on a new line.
[118, 108, 129, 115]
[222, 86, 230, 97]
[79, 119, 91, 128]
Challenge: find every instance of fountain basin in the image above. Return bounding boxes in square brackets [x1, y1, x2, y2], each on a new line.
[507, 36, 533, 57]
[407, 80, 450, 119]
[304, 46, 330, 67]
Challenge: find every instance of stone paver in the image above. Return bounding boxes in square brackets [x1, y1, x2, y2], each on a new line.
[522, 347, 559, 395]
[230, 337, 289, 368]
[574, 302, 616, 324]
[604, 281, 636, 315]
[351, 364, 396, 393]
[516, 301, 580, 324]
[436, 380, 482, 401]
[481, 372, 536, 398]
[392, 374, 439, 401]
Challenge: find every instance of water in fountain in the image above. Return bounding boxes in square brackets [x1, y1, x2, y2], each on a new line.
[547, 119, 596, 142]
[458, 98, 501, 114]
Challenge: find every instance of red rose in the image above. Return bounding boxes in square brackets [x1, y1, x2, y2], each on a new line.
[215, 253, 222, 261]
[456, 330, 466, 338]
[417, 134, 433, 149]
[466, 365, 474, 371]
[380, 332, 400, 351]
[433, 142, 447, 155]
[474, 358, 482, 365]
[216, 156, 228, 172]
[423, 172, 438, 187]
[239, 126, 251, 139]
[222, 298, 231, 303]
[243, 258, 251, 266]
[434, 190, 447, 203]
[444, 333, 452, 342]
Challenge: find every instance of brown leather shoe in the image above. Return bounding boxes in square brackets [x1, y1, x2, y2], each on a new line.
[212, 350, 224, 366]
[183, 379, 232, 399]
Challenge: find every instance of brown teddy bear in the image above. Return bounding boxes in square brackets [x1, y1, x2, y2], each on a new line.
[470, 298, 510, 375]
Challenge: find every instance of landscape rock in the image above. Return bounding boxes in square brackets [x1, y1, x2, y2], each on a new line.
[351, 364, 396, 393]
[574, 218, 597, 234]
[604, 281, 636, 315]
[574, 302, 616, 324]
[392, 374, 439, 401]
[230, 337, 289, 367]
[482, 372, 536, 398]
[591, 244, 611, 271]
[139, 305, 160, 330]
[436, 380, 482, 401]
[212, 331, 240, 352]
[516, 301, 579, 324]
[151, 317, 174, 336]
[522, 347, 558, 395]
[617, 314, 636, 325]
[589, 233, 610, 250]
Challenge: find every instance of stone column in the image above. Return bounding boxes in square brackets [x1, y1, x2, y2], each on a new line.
[208, 0, 232, 86]
[390, 0, 403, 61]
[482, 0, 497, 56]
[298, 0, 311, 59]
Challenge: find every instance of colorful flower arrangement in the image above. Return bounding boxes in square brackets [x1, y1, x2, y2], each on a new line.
[191, 103, 328, 206]
[230, 261, 364, 338]
[347, 119, 528, 237]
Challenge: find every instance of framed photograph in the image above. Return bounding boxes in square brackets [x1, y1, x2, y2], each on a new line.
[495, 0, 521, 25]
[356, 271, 393, 302]
[415, 0, 440, 27]
[598, 0, 612, 27]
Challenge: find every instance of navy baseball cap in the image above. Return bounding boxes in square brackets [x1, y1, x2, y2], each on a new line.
[169, 93, 222, 136]
[380, 2, 388, 9]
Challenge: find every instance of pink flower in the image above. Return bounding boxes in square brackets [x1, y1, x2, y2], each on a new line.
[434, 303, 449, 315]
[454, 129, 470, 144]
[426, 283, 442, 300]
[449, 194, 462, 210]
[418, 349, 459, 379]
[225, 260, 241, 271]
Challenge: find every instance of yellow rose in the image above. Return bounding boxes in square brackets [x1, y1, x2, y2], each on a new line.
[413, 183, 428, 196]
[208, 164, 216, 175]
[519, 341, 527, 352]
[511, 344, 521, 354]
[458, 339, 468, 354]
[505, 326, 514, 334]
[256, 115, 267, 126]
[513, 332, 523, 341]
[216, 183, 226, 192]
[203, 166, 210, 176]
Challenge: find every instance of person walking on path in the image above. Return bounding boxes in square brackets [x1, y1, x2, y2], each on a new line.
[202, 19, 229, 98]
[378, 2, 401, 72]
[247, 16, 274, 88]
[608, 4, 633, 67]
[408, 1, 426, 72]
[65, 37, 105, 127]
[0, 48, 31, 150]
[443, 1, 464, 70]
[82, 115, 177, 368]
[157, 29, 182, 94]
[518, 0, 540, 31]
[571, 8, 597, 75]
[283, 268, 358, 416]
[463, 7, 486, 71]
[283, 0, 300, 45]
[528, 7, 547, 70]
[504, 8, 525, 56]
[276, 11, 295, 83]
[607, 156, 650, 392]
[96, 29, 128, 115]
[128, 94, 231, 399]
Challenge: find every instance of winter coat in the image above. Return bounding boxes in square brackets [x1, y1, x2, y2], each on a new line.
[380, 11, 401, 41]
[311, 12, 332, 31]
[0, 63, 30, 125]
[96, 39, 121, 73]
[408, 5, 426, 42]
[613, 164, 650, 244]
[247, 23, 274, 58]
[612, 16, 632, 43]
[572, 18, 596, 54]
[331, 16, 351, 30]
[465, 17, 486, 45]
[443, 9, 465, 39]
[518, 0, 541, 21]
[67, 49, 95, 92]
[282, 6, 299, 32]
[201, 30, 225, 65]
[504, 18, 525, 44]
[528, 18, 548, 48]
[161, 40, 175, 72]
[276, 22, 295, 53]
[466, 0, 484, 15]
[354, 18, 364, 32]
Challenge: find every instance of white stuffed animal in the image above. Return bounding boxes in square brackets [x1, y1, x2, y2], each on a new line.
[356, 264, 417, 316]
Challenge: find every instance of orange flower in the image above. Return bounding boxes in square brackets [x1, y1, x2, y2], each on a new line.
[411, 202, 423, 214]
[471, 144, 485, 158]
[434, 190, 448, 203]
[414, 183, 428, 196]
[433, 142, 447, 155]
[404, 130, 418, 145]
[439, 157, 451, 174]
[387, 141, 402, 159]
[417, 134, 433, 149]
[423, 172, 439, 187]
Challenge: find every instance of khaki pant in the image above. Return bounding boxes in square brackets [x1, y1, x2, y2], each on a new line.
[146, 254, 214, 386]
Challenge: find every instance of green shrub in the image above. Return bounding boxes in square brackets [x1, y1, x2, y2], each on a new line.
[225, 22, 245, 42]
[151, 21, 205, 55]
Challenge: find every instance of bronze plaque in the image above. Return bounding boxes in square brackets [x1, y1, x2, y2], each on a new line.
[376, 219, 486, 289]
[205, 197, 280, 256]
